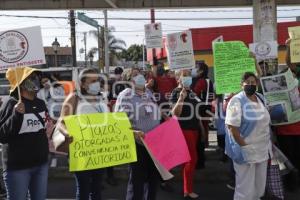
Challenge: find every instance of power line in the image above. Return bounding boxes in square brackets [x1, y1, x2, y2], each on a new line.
[0, 14, 297, 21]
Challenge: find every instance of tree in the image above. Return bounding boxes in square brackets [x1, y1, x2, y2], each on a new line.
[119, 44, 146, 63]
[88, 26, 126, 66]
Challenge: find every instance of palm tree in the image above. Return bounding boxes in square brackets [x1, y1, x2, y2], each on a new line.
[88, 26, 126, 66]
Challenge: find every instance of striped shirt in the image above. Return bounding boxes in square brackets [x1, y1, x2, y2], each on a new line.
[114, 88, 160, 133]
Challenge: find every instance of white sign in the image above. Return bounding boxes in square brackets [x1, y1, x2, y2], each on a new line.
[0, 26, 46, 70]
[249, 41, 278, 60]
[166, 31, 195, 70]
[144, 23, 163, 48]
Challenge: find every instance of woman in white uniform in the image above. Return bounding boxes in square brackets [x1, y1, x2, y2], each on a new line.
[225, 72, 272, 200]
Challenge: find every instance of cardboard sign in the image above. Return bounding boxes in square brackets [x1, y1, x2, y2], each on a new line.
[144, 23, 163, 48]
[144, 117, 191, 171]
[0, 26, 46, 70]
[64, 112, 137, 172]
[166, 30, 195, 70]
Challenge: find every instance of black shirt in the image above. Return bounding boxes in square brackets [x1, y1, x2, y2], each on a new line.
[170, 88, 201, 131]
[0, 96, 49, 170]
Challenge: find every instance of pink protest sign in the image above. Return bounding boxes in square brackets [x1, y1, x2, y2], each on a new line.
[144, 117, 191, 170]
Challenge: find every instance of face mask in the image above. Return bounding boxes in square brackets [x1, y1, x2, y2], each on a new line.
[87, 82, 101, 95]
[133, 74, 146, 88]
[181, 76, 192, 88]
[244, 85, 257, 96]
[115, 74, 121, 80]
[21, 76, 40, 92]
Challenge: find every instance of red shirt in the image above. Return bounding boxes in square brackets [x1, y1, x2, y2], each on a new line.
[275, 121, 300, 136]
[193, 79, 207, 96]
[154, 76, 177, 97]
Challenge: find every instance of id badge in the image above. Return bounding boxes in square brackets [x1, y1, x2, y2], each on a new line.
[145, 105, 153, 113]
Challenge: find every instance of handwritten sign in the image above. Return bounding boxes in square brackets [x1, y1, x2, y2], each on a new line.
[288, 26, 300, 40]
[288, 26, 300, 63]
[213, 41, 256, 94]
[144, 117, 191, 171]
[144, 22, 163, 48]
[249, 41, 278, 60]
[0, 26, 46, 70]
[166, 30, 195, 70]
[64, 112, 137, 172]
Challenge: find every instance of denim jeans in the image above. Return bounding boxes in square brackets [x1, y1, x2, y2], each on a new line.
[3, 162, 48, 200]
[74, 169, 103, 200]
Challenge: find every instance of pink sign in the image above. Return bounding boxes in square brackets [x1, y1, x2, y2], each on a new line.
[144, 117, 191, 170]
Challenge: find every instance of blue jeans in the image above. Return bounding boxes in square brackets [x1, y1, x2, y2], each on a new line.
[3, 163, 48, 200]
[74, 169, 103, 200]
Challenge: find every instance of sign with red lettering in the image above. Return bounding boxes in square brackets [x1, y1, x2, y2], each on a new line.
[0, 26, 46, 70]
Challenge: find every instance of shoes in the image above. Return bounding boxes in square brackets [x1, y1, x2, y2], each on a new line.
[184, 192, 199, 199]
[160, 182, 174, 192]
[226, 180, 235, 190]
[106, 177, 118, 186]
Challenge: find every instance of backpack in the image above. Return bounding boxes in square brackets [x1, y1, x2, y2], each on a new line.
[199, 79, 215, 116]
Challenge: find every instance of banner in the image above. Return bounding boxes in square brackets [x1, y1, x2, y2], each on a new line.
[144, 23, 163, 48]
[64, 112, 137, 172]
[144, 117, 191, 171]
[213, 41, 256, 94]
[0, 26, 46, 70]
[260, 69, 300, 125]
[166, 30, 195, 70]
[249, 41, 278, 61]
[288, 26, 300, 63]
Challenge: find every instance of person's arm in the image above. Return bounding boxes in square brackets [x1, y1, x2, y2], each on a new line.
[0, 98, 24, 143]
[171, 88, 187, 117]
[249, 52, 263, 77]
[225, 97, 247, 146]
[286, 38, 297, 72]
[57, 93, 77, 137]
[227, 125, 247, 146]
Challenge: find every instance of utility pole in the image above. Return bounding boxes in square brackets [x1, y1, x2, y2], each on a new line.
[104, 10, 109, 74]
[83, 32, 87, 67]
[69, 10, 77, 67]
[253, 0, 277, 75]
[150, 9, 157, 65]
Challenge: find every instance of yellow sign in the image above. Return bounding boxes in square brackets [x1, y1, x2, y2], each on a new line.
[288, 26, 300, 63]
[288, 26, 300, 40]
[290, 40, 300, 63]
[64, 112, 137, 172]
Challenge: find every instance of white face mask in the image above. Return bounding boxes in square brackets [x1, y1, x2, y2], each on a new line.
[133, 74, 146, 89]
[87, 82, 101, 95]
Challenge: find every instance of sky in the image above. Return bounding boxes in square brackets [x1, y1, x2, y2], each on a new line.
[0, 6, 299, 61]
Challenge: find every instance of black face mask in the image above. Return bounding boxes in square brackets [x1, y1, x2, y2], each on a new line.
[244, 85, 256, 96]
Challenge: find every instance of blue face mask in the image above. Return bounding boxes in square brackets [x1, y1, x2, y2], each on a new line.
[181, 76, 192, 88]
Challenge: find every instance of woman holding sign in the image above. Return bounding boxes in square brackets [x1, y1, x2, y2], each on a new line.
[171, 69, 203, 199]
[225, 72, 272, 200]
[57, 68, 109, 200]
[0, 67, 49, 200]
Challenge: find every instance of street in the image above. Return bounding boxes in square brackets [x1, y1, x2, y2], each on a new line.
[46, 133, 300, 200]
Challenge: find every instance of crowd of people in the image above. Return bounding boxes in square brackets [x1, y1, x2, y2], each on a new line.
[0, 38, 299, 200]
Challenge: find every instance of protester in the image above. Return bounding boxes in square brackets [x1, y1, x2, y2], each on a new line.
[191, 62, 214, 169]
[272, 69, 300, 191]
[286, 38, 300, 83]
[171, 69, 203, 199]
[114, 71, 161, 200]
[57, 68, 109, 200]
[0, 67, 49, 200]
[152, 63, 177, 104]
[37, 73, 65, 120]
[225, 72, 272, 200]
